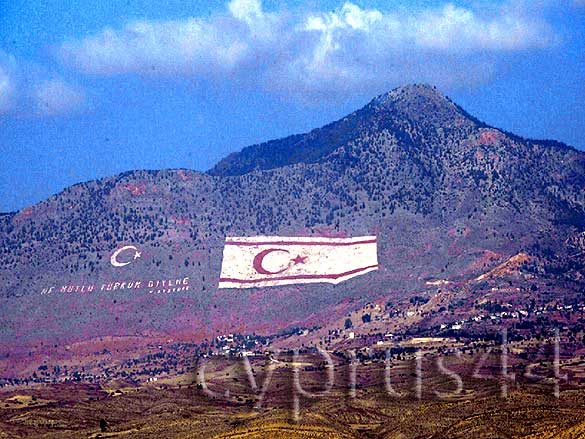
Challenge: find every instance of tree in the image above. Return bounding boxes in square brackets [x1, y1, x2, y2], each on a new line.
[344, 318, 353, 329]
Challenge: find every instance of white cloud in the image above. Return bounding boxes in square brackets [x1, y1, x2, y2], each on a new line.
[0, 66, 14, 114]
[405, 3, 552, 51]
[33, 79, 85, 116]
[59, 19, 248, 76]
[58, 0, 280, 77]
[56, 0, 556, 98]
[0, 51, 18, 114]
[228, 0, 263, 24]
[0, 49, 85, 117]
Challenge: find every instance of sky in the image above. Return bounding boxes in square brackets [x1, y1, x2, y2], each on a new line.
[0, 0, 584, 212]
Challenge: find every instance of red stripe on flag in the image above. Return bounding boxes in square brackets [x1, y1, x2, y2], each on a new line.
[218, 264, 378, 284]
[224, 239, 377, 247]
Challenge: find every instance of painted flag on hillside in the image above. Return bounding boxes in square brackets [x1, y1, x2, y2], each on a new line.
[218, 236, 378, 289]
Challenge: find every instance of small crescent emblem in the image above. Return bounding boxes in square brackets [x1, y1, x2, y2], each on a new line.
[110, 245, 140, 267]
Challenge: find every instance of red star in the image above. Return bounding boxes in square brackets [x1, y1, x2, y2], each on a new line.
[292, 254, 307, 265]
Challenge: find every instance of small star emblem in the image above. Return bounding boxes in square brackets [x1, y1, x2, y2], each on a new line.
[134, 251, 142, 260]
[292, 254, 307, 265]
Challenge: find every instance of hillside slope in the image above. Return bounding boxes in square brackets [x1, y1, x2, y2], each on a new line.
[0, 84, 583, 348]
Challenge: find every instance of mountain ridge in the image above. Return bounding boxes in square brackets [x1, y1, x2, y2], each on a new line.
[0, 83, 581, 215]
[208, 83, 581, 177]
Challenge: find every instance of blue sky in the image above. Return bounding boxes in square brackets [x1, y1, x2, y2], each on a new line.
[0, 0, 583, 212]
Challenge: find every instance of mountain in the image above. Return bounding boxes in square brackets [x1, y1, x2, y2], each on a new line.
[210, 84, 481, 176]
[1, 84, 584, 355]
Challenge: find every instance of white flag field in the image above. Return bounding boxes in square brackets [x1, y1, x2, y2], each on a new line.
[218, 236, 378, 289]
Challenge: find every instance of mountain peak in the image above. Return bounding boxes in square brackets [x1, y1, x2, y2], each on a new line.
[372, 83, 444, 105]
[368, 83, 468, 127]
[208, 84, 474, 176]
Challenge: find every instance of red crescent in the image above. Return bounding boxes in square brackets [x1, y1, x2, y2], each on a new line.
[253, 248, 290, 275]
